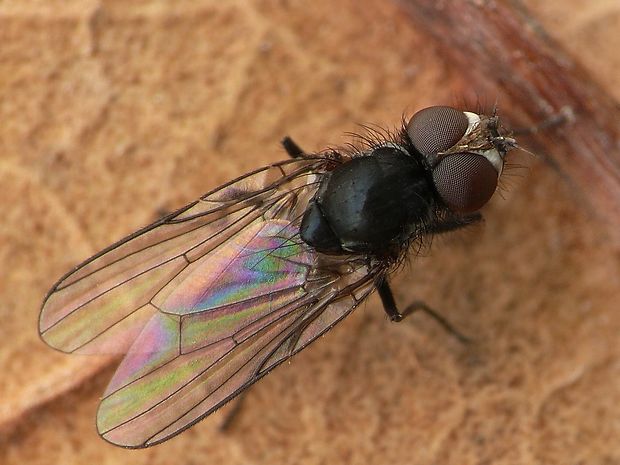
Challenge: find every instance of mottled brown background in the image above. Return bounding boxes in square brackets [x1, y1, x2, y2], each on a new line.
[0, 1, 618, 464]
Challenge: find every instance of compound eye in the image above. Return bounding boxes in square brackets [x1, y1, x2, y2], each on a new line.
[407, 106, 469, 157]
[432, 153, 499, 213]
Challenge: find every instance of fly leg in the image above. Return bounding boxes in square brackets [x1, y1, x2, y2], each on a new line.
[219, 391, 249, 432]
[375, 211, 481, 342]
[376, 279, 470, 344]
[281, 136, 307, 158]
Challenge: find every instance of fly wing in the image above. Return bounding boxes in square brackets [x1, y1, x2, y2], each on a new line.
[97, 219, 378, 447]
[39, 158, 326, 354]
[39, 155, 382, 448]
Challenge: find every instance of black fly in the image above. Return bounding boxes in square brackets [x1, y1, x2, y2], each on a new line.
[298, 105, 515, 323]
[39, 105, 517, 448]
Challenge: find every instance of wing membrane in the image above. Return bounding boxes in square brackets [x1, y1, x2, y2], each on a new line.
[40, 159, 324, 354]
[40, 155, 383, 448]
[98, 252, 376, 448]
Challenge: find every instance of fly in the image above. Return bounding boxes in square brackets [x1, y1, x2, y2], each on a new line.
[39, 105, 518, 448]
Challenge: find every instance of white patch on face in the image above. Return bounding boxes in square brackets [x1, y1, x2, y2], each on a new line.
[461, 112, 504, 175]
[478, 148, 503, 174]
[463, 112, 481, 136]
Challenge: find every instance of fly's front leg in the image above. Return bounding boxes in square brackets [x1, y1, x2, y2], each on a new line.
[281, 136, 307, 158]
[376, 279, 470, 343]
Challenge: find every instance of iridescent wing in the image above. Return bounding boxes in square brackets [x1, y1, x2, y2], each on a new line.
[39, 157, 382, 448]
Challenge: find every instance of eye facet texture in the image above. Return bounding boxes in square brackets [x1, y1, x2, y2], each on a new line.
[407, 106, 469, 157]
[432, 153, 499, 213]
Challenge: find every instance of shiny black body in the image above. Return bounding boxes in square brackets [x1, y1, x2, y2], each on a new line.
[279, 103, 500, 333]
[300, 146, 434, 256]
